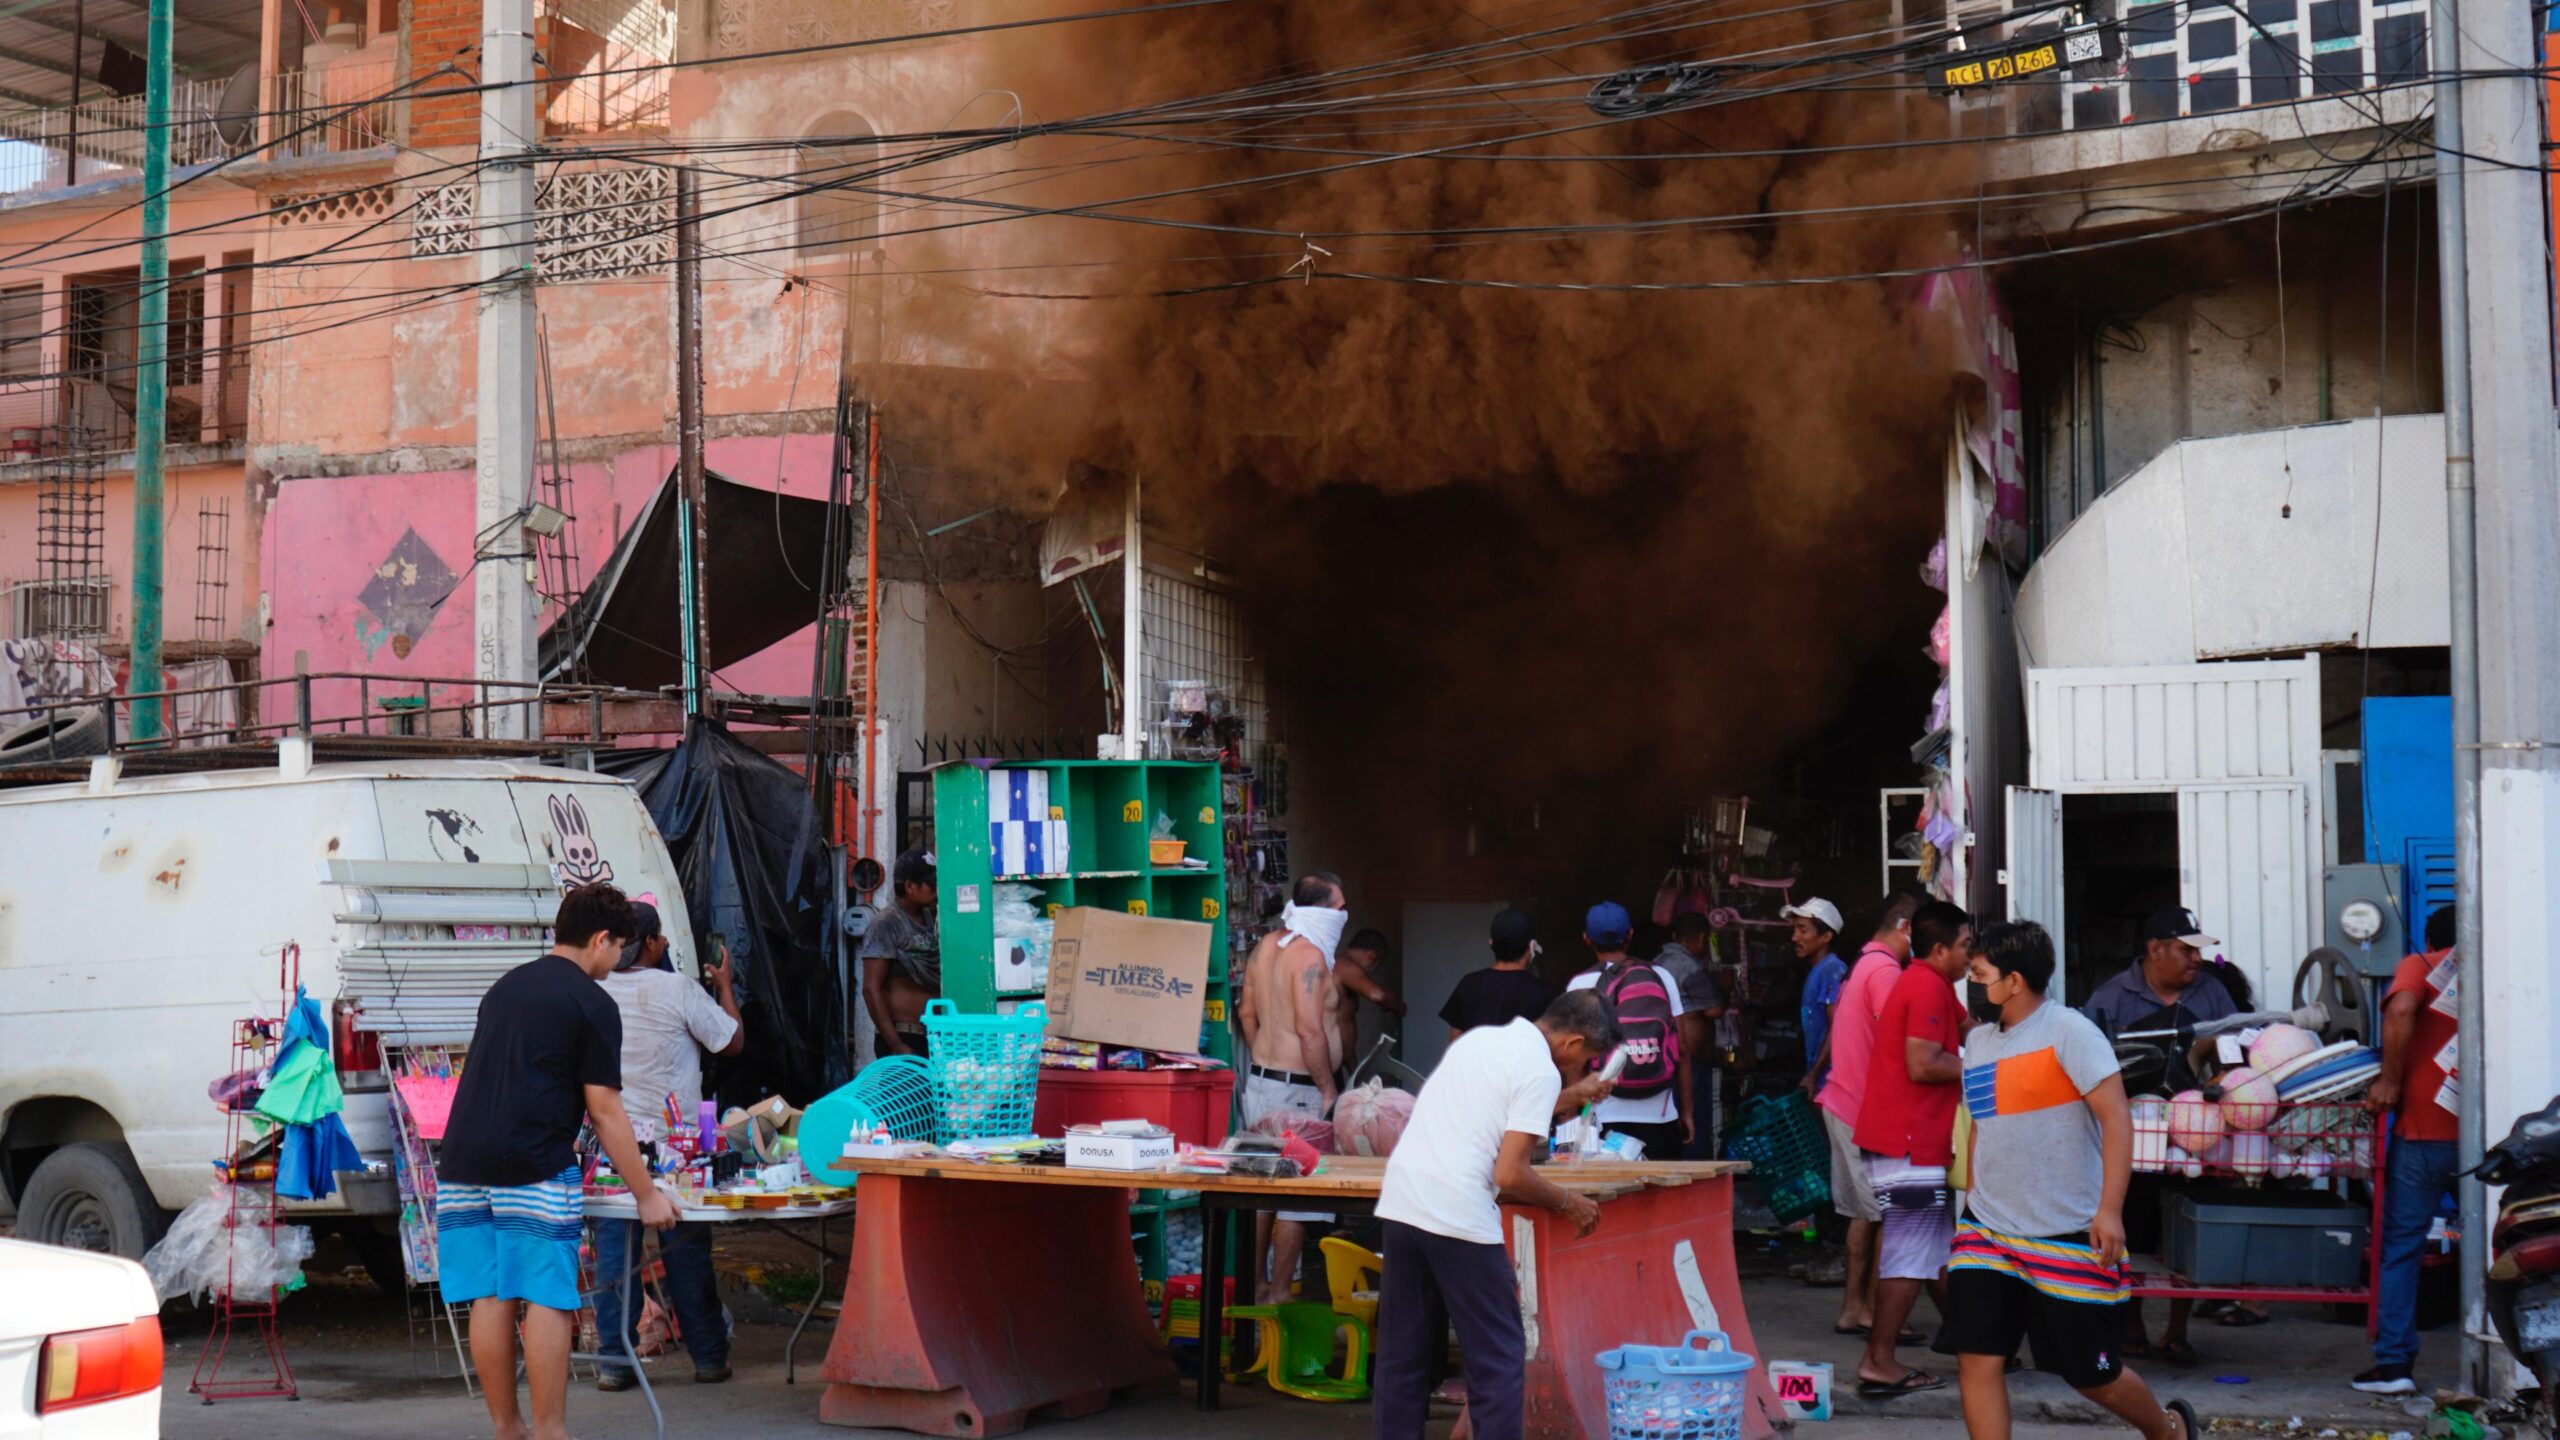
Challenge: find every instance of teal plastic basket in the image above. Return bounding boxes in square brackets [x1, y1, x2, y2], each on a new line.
[1595, 1330, 1757, 1440]
[922, 999, 1046, 1142]
[1718, 1091, 1832, 1224]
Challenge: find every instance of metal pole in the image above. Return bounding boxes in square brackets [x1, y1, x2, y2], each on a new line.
[675, 166, 708, 718]
[1120, 471, 1143, 755]
[473, 0, 538, 740]
[65, 0, 83, 187]
[860, 407, 880, 855]
[129, 0, 171, 742]
[2426, 0, 2487, 1390]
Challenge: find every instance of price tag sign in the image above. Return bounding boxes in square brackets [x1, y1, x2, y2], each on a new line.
[1777, 1374, 1820, 1404]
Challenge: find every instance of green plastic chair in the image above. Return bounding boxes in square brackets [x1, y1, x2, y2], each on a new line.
[1222, 1301, 1371, 1402]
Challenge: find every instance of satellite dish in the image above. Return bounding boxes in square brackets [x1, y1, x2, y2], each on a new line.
[212, 63, 259, 149]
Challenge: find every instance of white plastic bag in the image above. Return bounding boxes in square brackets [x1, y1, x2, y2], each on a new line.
[144, 1182, 315, 1304]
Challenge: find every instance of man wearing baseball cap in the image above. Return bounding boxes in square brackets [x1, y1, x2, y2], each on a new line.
[2081, 904, 2239, 1367]
[1562, 901, 1694, 1160]
[1784, 897, 1848, 1083]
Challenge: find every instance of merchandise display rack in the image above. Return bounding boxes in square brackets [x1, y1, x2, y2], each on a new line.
[2125, 1099, 2389, 1331]
[191, 945, 302, 1405]
[932, 759, 1230, 1061]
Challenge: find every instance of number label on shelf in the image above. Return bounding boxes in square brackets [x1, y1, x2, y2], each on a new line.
[1201, 898, 1221, 920]
[1046, 903, 1064, 918]
[1049, 805, 1065, 820]
[1205, 998, 1226, 1022]
[1123, 800, 1145, 823]
[1126, 899, 1148, 916]
[1197, 806, 1214, 824]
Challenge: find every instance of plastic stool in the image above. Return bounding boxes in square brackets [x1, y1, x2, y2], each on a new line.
[1319, 1236, 1383, 1331]
[1222, 1301, 1371, 1402]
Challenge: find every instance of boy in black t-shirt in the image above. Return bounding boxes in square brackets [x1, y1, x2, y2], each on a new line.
[1439, 909, 1561, 1042]
[440, 883, 675, 1440]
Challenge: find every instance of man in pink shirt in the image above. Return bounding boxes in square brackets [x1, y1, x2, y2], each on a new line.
[1809, 891, 1920, 1336]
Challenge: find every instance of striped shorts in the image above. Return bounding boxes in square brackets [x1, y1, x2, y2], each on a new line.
[436, 1166, 586, 1314]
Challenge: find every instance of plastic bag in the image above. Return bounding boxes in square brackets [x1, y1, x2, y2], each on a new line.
[1332, 1079, 1415, 1158]
[144, 1182, 315, 1304]
[1243, 1109, 1335, 1154]
[992, 882, 1053, 985]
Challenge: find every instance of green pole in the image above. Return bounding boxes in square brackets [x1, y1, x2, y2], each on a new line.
[128, 0, 170, 741]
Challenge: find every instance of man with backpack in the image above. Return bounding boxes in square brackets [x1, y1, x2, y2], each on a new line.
[1562, 901, 1692, 1159]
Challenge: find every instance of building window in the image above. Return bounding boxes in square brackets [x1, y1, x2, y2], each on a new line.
[796, 113, 880, 258]
[0, 284, 39, 378]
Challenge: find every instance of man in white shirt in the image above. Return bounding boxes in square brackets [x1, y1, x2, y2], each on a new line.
[1562, 901, 1691, 1159]
[1373, 990, 1620, 1440]
[593, 900, 744, 1391]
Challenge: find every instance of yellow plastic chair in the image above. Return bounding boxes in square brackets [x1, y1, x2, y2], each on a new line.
[1319, 1236, 1383, 1332]
[1221, 1302, 1372, 1402]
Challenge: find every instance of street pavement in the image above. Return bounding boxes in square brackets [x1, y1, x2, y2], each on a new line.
[153, 1231, 2467, 1438]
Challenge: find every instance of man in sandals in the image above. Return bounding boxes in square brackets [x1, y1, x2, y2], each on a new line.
[1944, 919, 2200, 1440]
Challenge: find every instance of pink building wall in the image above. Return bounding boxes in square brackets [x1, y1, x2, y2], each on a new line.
[260, 434, 841, 720]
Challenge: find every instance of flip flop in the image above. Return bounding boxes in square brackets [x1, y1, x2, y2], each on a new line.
[1833, 1324, 1927, 1342]
[2169, 1397, 2203, 1440]
[1857, 1369, 1946, 1398]
[2215, 1307, 2273, 1327]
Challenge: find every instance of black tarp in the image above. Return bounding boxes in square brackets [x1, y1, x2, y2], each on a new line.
[607, 720, 847, 1107]
[541, 467, 836, 688]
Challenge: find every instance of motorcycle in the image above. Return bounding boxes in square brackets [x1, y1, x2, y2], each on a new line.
[2483, 1095, 2560, 1420]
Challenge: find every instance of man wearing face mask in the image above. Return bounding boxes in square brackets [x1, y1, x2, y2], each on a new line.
[1236, 870, 1350, 1302]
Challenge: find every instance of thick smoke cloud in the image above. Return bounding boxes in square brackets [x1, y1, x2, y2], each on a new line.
[865, 0, 1977, 870]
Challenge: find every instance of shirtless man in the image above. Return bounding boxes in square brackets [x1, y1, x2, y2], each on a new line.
[1236, 870, 1349, 1302]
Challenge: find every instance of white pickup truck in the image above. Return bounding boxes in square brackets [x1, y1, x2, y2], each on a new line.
[0, 745, 693, 1271]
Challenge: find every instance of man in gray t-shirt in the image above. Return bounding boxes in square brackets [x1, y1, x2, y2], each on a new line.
[1963, 985, 2123, 1238]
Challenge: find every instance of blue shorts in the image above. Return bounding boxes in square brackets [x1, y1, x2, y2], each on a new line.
[436, 1167, 585, 1313]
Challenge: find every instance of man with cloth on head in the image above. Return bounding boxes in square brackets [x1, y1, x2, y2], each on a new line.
[1236, 870, 1352, 1301]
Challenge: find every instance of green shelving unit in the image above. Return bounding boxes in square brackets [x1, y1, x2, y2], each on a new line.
[931, 760, 1232, 1061]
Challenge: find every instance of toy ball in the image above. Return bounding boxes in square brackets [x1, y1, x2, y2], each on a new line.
[2248, 1024, 2322, 1076]
[2130, 1094, 2171, 1122]
[2167, 1089, 2226, 1155]
[2229, 1131, 2272, 1179]
[2217, 1066, 2281, 1133]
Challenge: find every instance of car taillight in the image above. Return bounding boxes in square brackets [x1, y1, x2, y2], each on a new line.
[334, 998, 382, 1075]
[37, 1317, 163, 1413]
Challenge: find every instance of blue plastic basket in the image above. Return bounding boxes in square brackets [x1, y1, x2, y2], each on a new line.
[922, 999, 1046, 1141]
[1595, 1330, 1757, 1440]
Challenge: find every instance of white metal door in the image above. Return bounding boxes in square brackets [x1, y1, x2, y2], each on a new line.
[2004, 786, 2065, 994]
[2177, 783, 2310, 1007]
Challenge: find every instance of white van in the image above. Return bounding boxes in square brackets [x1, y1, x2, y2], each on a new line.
[0, 745, 692, 1270]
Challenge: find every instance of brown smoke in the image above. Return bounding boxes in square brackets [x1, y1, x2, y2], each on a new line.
[863, 1, 1980, 890]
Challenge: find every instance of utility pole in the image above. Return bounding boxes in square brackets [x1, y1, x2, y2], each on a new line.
[2433, 0, 2560, 1392]
[473, 0, 539, 739]
[674, 166, 709, 718]
[128, 0, 170, 741]
[1120, 471, 1143, 756]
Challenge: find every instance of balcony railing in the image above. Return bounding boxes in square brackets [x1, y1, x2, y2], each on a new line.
[267, 55, 400, 158]
[1946, 0, 2428, 134]
[0, 77, 242, 196]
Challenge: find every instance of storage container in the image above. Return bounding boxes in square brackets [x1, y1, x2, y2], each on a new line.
[1032, 1067, 1238, 1147]
[2161, 1189, 2369, 1286]
[1595, 1330, 1757, 1440]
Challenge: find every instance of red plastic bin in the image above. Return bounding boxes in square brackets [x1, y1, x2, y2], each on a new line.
[1032, 1067, 1236, 1148]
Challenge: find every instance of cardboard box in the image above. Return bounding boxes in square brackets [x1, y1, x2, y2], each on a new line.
[1045, 906, 1213, 1054]
[1065, 1129, 1177, 1171]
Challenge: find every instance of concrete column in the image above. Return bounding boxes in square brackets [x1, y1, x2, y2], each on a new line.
[2454, 0, 2560, 1154]
[472, 0, 538, 737]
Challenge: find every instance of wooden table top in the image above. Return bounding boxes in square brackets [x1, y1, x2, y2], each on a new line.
[828, 1152, 1747, 1202]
